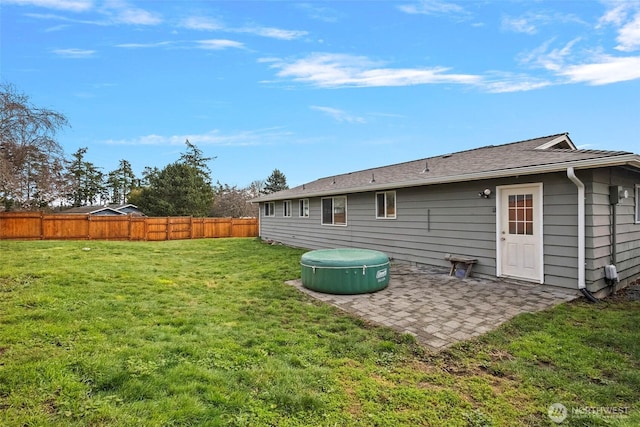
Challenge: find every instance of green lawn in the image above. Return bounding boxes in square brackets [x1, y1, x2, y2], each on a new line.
[0, 239, 638, 426]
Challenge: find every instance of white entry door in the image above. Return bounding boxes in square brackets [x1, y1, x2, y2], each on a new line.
[497, 184, 544, 283]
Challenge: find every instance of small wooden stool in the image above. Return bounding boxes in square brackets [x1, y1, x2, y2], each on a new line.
[444, 254, 477, 279]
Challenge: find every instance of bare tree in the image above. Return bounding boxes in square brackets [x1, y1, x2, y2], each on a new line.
[210, 182, 259, 218]
[248, 179, 264, 198]
[0, 83, 69, 210]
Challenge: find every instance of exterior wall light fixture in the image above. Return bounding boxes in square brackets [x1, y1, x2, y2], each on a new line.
[479, 188, 491, 198]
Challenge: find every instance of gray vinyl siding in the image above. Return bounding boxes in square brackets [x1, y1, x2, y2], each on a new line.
[259, 168, 640, 290]
[260, 182, 498, 276]
[587, 168, 640, 292]
[540, 173, 580, 289]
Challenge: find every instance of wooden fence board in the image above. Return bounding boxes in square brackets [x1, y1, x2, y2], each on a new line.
[89, 216, 131, 240]
[43, 215, 89, 240]
[0, 213, 258, 241]
[0, 212, 43, 239]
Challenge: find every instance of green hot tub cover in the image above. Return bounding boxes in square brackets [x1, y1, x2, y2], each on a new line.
[300, 248, 390, 295]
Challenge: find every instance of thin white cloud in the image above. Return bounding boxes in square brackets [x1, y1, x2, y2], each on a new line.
[598, 2, 629, 27]
[116, 41, 174, 49]
[615, 12, 640, 51]
[267, 53, 481, 88]
[196, 39, 245, 50]
[17, 0, 161, 26]
[502, 12, 586, 35]
[398, 0, 467, 16]
[295, 3, 342, 23]
[180, 16, 223, 31]
[179, 15, 307, 40]
[112, 6, 161, 25]
[52, 48, 95, 58]
[310, 106, 366, 124]
[519, 38, 582, 72]
[482, 73, 552, 93]
[502, 16, 537, 35]
[114, 39, 245, 50]
[44, 23, 70, 32]
[4, 0, 93, 12]
[597, 2, 640, 52]
[104, 128, 293, 147]
[517, 32, 640, 86]
[237, 26, 308, 40]
[559, 54, 640, 85]
[26, 11, 105, 25]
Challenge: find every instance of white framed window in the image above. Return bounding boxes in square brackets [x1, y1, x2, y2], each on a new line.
[376, 191, 396, 219]
[283, 200, 292, 217]
[299, 199, 309, 217]
[321, 196, 347, 226]
[636, 184, 640, 224]
[264, 202, 275, 217]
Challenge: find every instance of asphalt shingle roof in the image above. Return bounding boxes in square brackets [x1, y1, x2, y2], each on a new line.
[254, 133, 640, 202]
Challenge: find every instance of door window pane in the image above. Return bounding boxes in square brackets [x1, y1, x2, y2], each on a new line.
[508, 193, 534, 235]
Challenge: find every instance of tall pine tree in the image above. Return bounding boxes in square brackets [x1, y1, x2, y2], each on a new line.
[261, 169, 288, 194]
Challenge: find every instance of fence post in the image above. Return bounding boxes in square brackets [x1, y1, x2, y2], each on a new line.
[39, 211, 44, 240]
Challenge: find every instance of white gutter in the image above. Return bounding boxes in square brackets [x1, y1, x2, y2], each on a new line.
[566, 167, 586, 290]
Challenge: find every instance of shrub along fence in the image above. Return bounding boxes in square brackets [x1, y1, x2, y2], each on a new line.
[0, 212, 258, 241]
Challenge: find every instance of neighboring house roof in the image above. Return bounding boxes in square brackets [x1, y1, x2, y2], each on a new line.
[252, 133, 640, 202]
[60, 204, 144, 216]
[109, 204, 143, 215]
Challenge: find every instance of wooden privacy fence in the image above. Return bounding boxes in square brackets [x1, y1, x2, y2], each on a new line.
[0, 212, 258, 241]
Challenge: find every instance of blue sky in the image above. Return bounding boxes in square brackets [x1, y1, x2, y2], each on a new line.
[2, 0, 640, 188]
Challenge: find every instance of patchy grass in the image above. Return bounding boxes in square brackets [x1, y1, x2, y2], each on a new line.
[0, 238, 638, 426]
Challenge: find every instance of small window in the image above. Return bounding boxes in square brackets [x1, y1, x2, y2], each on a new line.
[321, 196, 347, 225]
[299, 199, 309, 217]
[264, 202, 275, 217]
[636, 185, 640, 224]
[376, 191, 396, 219]
[283, 200, 292, 217]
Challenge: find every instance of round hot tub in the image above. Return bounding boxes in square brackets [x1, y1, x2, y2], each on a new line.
[300, 248, 390, 294]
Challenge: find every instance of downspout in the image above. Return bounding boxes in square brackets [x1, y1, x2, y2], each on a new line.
[566, 167, 599, 303]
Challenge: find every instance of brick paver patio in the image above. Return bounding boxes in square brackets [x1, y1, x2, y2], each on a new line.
[286, 263, 579, 350]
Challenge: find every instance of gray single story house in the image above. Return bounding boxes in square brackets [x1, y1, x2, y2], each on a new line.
[252, 133, 640, 297]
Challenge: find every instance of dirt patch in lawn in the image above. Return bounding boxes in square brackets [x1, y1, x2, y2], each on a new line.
[608, 279, 640, 302]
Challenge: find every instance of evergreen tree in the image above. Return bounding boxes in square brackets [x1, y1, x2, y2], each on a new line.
[128, 141, 214, 216]
[66, 147, 107, 206]
[106, 159, 136, 204]
[130, 162, 213, 217]
[261, 169, 288, 194]
[179, 139, 215, 185]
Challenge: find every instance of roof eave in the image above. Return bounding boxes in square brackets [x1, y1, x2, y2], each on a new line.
[251, 154, 640, 202]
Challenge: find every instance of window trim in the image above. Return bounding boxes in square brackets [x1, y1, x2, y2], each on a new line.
[299, 199, 309, 218]
[263, 202, 275, 217]
[321, 196, 347, 226]
[636, 184, 640, 224]
[283, 200, 292, 217]
[376, 191, 397, 219]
